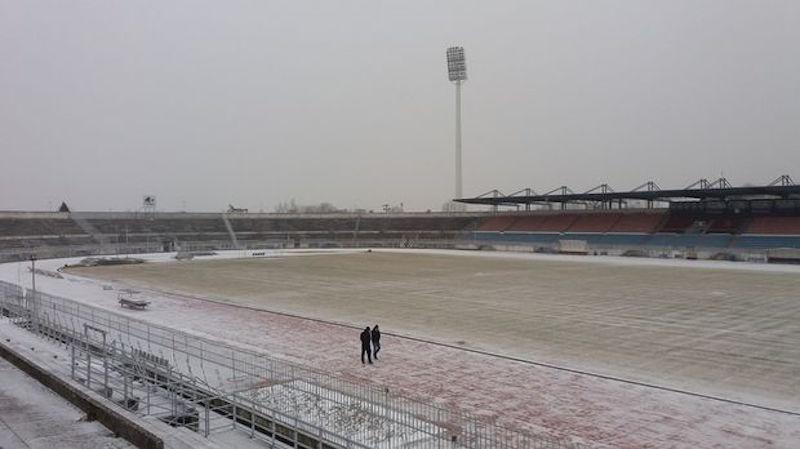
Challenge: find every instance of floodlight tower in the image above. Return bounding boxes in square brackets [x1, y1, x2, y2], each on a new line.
[446, 46, 467, 200]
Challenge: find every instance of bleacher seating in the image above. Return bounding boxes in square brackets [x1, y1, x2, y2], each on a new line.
[706, 217, 750, 234]
[744, 217, 800, 235]
[609, 213, 665, 233]
[355, 216, 479, 232]
[0, 218, 93, 258]
[566, 213, 622, 233]
[0, 218, 84, 237]
[0, 239, 29, 250]
[734, 235, 800, 249]
[474, 232, 559, 244]
[658, 215, 696, 233]
[539, 214, 579, 232]
[560, 233, 607, 245]
[505, 214, 577, 232]
[229, 218, 291, 233]
[3, 209, 800, 261]
[87, 218, 227, 235]
[505, 216, 546, 232]
[477, 216, 516, 232]
[228, 216, 481, 236]
[281, 218, 356, 232]
[595, 233, 651, 246]
[646, 234, 732, 248]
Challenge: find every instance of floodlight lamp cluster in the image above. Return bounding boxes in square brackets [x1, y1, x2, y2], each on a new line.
[446, 46, 467, 82]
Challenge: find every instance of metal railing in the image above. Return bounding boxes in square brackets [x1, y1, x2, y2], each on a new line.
[0, 279, 586, 449]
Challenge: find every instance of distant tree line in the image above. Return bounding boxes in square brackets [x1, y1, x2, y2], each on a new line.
[274, 199, 406, 214]
[274, 199, 345, 214]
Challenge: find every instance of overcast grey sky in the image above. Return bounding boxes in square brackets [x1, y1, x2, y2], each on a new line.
[1, 1, 798, 212]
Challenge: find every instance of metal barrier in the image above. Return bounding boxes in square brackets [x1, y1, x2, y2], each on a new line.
[0, 280, 586, 449]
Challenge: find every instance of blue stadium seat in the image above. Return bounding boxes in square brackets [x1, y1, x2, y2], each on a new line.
[561, 233, 607, 245]
[594, 234, 651, 246]
[734, 235, 800, 249]
[473, 232, 559, 244]
[644, 234, 731, 248]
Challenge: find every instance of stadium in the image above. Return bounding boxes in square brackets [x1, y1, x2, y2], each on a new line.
[1, 175, 800, 449]
[3, 3, 800, 449]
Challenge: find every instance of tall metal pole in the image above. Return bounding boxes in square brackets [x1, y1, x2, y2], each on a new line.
[455, 80, 463, 200]
[30, 256, 37, 334]
[30, 256, 36, 293]
[446, 46, 466, 204]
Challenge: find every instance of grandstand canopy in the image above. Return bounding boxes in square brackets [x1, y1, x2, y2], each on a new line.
[456, 176, 800, 207]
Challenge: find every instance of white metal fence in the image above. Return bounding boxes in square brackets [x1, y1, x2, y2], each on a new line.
[0, 280, 587, 449]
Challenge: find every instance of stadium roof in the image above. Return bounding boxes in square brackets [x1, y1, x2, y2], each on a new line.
[456, 175, 800, 207]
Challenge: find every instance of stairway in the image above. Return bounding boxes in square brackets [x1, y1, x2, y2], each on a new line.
[220, 214, 241, 249]
[353, 215, 361, 244]
[69, 213, 110, 247]
[726, 217, 754, 249]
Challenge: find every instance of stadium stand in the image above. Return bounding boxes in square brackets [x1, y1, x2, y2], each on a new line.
[505, 214, 578, 232]
[503, 215, 543, 232]
[457, 177, 800, 258]
[595, 233, 651, 246]
[706, 217, 751, 234]
[477, 216, 516, 232]
[4, 179, 799, 264]
[474, 231, 560, 245]
[734, 235, 800, 249]
[539, 214, 580, 232]
[0, 216, 84, 237]
[566, 213, 622, 233]
[3, 200, 800, 262]
[608, 212, 666, 233]
[745, 216, 800, 235]
[645, 233, 733, 249]
[658, 215, 697, 233]
[86, 217, 227, 235]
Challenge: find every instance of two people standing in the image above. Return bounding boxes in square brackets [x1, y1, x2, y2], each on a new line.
[360, 325, 381, 365]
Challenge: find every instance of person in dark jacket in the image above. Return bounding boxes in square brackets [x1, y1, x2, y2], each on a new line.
[371, 325, 381, 360]
[360, 327, 373, 365]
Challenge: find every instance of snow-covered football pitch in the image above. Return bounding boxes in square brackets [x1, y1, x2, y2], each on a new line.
[35, 249, 800, 447]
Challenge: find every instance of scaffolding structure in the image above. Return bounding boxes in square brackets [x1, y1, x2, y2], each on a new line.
[0, 280, 586, 449]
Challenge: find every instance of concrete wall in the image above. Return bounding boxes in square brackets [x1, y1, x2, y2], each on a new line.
[0, 340, 164, 449]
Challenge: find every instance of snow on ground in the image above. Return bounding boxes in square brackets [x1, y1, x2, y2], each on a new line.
[398, 248, 800, 273]
[0, 350, 134, 449]
[57, 248, 800, 413]
[247, 380, 439, 449]
[2, 250, 800, 448]
[0, 322, 286, 449]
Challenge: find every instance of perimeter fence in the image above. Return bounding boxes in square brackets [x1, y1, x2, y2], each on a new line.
[0, 279, 587, 449]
